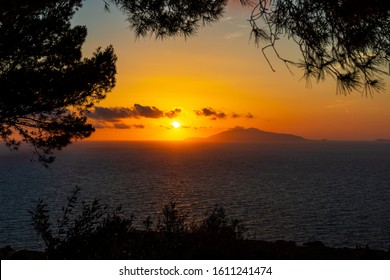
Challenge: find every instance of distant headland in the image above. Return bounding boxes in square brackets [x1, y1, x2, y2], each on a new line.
[376, 139, 390, 142]
[187, 127, 307, 143]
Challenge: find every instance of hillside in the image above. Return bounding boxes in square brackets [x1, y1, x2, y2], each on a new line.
[188, 127, 306, 143]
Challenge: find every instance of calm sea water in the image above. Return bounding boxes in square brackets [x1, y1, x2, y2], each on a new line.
[1, 141, 390, 250]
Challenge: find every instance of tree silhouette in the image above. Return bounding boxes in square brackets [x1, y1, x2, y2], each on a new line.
[104, 0, 252, 38]
[249, 0, 390, 95]
[0, 0, 117, 165]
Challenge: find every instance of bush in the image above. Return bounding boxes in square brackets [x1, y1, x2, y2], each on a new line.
[29, 186, 134, 259]
[30, 187, 246, 259]
[198, 206, 246, 240]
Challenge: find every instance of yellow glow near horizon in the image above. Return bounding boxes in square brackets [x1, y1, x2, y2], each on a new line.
[172, 121, 181, 129]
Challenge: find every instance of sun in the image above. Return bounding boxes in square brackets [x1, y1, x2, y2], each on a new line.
[172, 121, 181, 128]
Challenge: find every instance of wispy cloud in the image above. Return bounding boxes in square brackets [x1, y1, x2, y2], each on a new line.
[194, 107, 254, 120]
[160, 124, 209, 130]
[325, 101, 351, 114]
[237, 24, 251, 29]
[89, 107, 135, 121]
[232, 112, 254, 119]
[91, 121, 145, 130]
[224, 32, 243, 40]
[113, 122, 132, 129]
[221, 16, 234, 22]
[113, 123, 145, 129]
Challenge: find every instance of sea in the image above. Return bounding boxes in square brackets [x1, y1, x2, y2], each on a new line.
[1, 141, 390, 251]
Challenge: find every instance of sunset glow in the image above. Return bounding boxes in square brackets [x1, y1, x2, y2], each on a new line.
[172, 121, 181, 129]
[3, 1, 390, 264]
[73, 1, 390, 142]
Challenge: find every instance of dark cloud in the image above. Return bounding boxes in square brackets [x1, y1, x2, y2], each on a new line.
[160, 125, 172, 130]
[87, 105, 182, 130]
[194, 107, 227, 120]
[194, 107, 254, 120]
[91, 122, 109, 129]
[165, 108, 182, 119]
[133, 104, 164, 118]
[92, 121, 146, 129]
[113, 122, 132, 129]
[196, 107, 215, 117]
[89, 107, 136, 121]
[88, 104, 182, 121]
[232, 112, 254, 119]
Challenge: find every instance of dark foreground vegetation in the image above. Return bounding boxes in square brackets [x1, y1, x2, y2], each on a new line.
[1, 187, 390, 260]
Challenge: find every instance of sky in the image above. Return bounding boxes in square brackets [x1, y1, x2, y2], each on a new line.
[72, 0, 390, 141]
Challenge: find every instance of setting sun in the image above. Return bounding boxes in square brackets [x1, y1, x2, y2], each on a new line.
[172, 121, 181, 128]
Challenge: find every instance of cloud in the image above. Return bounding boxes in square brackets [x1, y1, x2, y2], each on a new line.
[89, 107, 135, 121]
[232, 112, 254, 119]
[194, 107, 254, 120]
[325, 101, 351, 115]
[113, 123, 145, 129]
[165, 108, 182, 119]
[91, 122, 109, 129]
[194, 107, 227, 120]
[224, 32, 243, 40]
[133, 104, 164, 118]
[159, 124, 207, 130]
[87, 104, 182, 130]
[326, 104, 345, 109]
[88, 104, 182, 121]
[113, 123, 132, 129]
[221, 16, 234, 22]
[91, 120, 145, 129]
[237, 24, 251, 29]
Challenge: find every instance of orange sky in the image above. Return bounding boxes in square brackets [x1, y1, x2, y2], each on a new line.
[72, 1, 390, 141]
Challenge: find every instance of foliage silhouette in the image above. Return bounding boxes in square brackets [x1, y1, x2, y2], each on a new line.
[157, 202, 189, 233]
[29, 186, 134, 259]
[0, 0, 117, 165]
[29, 187, 247, 259]
[197, 206, 246, 240]
[104, 0, 252, 38]
[249, 0, 390, 95]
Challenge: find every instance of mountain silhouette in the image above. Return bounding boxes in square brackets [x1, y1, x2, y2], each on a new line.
[187, 127, 306, 143]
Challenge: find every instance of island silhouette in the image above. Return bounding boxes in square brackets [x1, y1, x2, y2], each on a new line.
[187, 127, 307, 143]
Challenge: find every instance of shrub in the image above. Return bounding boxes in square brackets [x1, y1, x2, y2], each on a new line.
[198, 206, 246, 240]
[30, 187, 246, 259]
[29, 186, 134, 259]
[157, 202, 189, 233]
